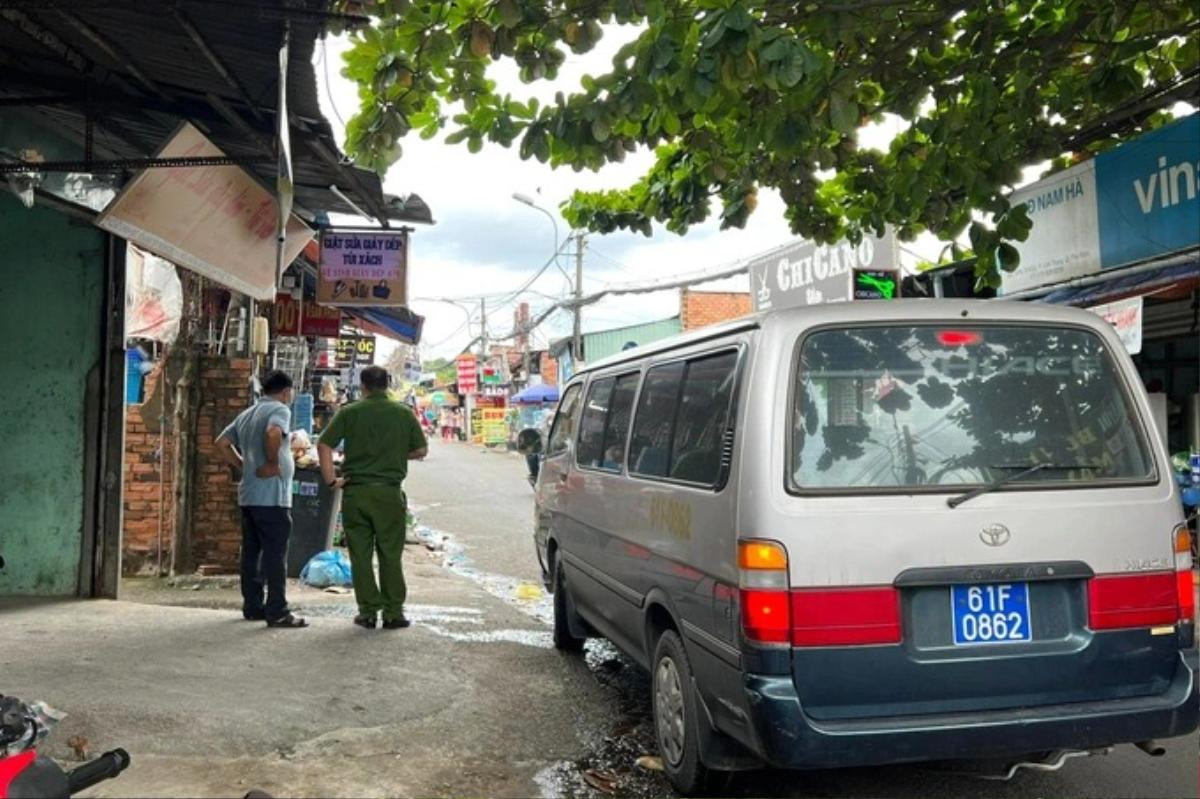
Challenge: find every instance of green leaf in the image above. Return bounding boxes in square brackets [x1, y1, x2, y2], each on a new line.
[997, 242, 1021, 272]
[829, 92, 859, 136]
[591, 117, 612, 142]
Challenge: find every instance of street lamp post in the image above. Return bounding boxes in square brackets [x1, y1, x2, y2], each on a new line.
[512, 192, 583, 373]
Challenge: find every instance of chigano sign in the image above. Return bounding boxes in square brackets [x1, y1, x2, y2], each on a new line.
[750, 228, 899, 310]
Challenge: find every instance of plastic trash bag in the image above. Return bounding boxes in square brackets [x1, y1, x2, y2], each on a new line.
[300, 550, 353, 588]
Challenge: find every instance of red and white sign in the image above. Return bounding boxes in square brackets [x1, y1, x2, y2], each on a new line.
[274, 293, 342, 338]
[1088, 295, 1143, 354]
[456, 354, 478, 394]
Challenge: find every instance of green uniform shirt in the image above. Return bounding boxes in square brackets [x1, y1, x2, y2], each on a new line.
[320, 393, 428, 484]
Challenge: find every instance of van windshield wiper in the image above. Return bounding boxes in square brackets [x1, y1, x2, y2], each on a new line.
[947, 462, 1101, 509]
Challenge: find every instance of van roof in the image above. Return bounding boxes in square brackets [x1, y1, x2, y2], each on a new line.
[577, 314, 764, 375]
[572, 299, 1111, 379]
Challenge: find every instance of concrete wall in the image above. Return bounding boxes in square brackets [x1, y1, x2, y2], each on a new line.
[0, 196, 104, 595]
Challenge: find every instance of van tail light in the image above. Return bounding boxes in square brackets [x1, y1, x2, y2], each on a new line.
[737, 540, 902, 647]
[1175, 525, 1195, 622]
[791, 587, 901, 646]
[1087, 572, 1177, 630]
[738, 540, 789, 644]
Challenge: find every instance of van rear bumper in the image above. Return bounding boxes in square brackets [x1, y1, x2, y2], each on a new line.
[743, 649, 1198, 769]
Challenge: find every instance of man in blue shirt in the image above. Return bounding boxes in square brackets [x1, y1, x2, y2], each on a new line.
[215, 371, 307, 628]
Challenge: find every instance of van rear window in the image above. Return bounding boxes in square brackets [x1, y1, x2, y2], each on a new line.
[791, 325, 1154, 491]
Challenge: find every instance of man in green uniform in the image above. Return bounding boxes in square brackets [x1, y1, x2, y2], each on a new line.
[318, 365, 428, 630]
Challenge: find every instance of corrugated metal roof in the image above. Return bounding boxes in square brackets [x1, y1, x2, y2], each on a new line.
[0, 1, 430, 224]
[581, 316, 683, 362]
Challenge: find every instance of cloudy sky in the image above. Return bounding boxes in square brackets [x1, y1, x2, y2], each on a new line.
[314, 29, 935, 362]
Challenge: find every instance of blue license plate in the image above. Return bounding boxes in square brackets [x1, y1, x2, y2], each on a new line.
[951, 583, 1032, 645]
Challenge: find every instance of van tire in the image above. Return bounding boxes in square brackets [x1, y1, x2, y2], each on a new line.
[552, 563, 585, 652]
[653, 630, 710, 795]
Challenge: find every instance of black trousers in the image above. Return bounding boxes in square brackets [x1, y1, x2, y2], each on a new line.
[240, 506, 292, 621]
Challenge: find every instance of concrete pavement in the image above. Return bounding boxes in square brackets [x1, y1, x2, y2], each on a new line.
[0, 531, 620, 798]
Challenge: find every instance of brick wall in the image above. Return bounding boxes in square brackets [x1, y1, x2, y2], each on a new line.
[120, 355, 254, 575]
[539, 352, 558, 387]
[122, 365, 174, 575]
[189, 356, 254, 572]
[680, 289, 752, 331]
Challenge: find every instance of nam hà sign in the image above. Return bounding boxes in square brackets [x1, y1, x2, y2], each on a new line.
[97, 122, 313, 301]
[1000, 159, 1101, 295]
[750, 229, 899, 311]
[1001, 113, 1199, 295]
[317, 229, 408, 307]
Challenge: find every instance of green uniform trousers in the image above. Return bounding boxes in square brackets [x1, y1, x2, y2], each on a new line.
[342, 484, 407, 621]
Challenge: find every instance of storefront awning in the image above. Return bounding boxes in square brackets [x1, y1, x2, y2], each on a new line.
[1039, 255, 1199, 306]
[340, 305, 425, 345]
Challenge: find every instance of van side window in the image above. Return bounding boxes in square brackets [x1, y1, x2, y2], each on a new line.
[599, 373, 639, 471]
[546, 383, 582, 457]
[629, 362, 685, 477]
[669, 352, 738, 485]
[576, 378, 615, 467]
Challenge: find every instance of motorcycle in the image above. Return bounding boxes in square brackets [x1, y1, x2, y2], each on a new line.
[0, 695, 128, 798]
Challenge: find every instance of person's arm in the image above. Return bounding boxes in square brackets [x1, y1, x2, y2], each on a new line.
[257, 426, 285, 478]
[215, 418, 243, 477]
[318, 442, 343, 487]
[215, 434, 243, 470]
[256, 406, 291, 479]
[318, 411, 346, 487]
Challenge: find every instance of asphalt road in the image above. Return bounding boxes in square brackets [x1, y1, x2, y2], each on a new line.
[404, 437, 1199, 799]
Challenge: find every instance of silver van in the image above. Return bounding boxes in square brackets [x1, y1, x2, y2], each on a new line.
[530, 300, 1197, 793]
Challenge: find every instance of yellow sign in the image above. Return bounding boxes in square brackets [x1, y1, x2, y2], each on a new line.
[480, 408, 508, 446]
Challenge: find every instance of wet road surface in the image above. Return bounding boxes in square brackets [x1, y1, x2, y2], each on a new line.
[405, 439, 1198, 798]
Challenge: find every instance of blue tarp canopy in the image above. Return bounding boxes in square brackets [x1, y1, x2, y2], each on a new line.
[511, 383, 559, 405]
[1039, 257, 1198, 305]
[343, 306, 425, 345]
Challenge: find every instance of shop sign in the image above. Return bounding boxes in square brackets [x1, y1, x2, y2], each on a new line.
[317, 229, 408, 307]
[1087, 295, 1143, 354]
[456, 354, 478, 394]
[851, 269, 900, 300]
[97, 122, 313, 300]
[335, 334, 377, 367]
[1001, 113, 1198, 295]
[1000, 159, 1101, 295]
[479, 408, 508, 445]
[1095, 113, 1199, 270]
[750, 228, 898, 310]
[274, 293, 342, 338]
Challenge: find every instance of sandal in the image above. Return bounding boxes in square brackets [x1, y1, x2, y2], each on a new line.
[266, 613, 308, 629]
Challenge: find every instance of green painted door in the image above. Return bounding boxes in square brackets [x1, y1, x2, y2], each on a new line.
[0, 196, 104, 595]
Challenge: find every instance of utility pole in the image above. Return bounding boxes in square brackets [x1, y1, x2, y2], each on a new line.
[572, 231, 584, 368]
[479, 297, 488, 359]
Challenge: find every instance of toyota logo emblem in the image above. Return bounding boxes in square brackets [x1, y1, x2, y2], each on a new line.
[980, 524, 1011, 547]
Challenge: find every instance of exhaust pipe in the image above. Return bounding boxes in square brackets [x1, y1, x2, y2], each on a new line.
[1133, 739, 1166, 757]
[981, 748, 1112, 781]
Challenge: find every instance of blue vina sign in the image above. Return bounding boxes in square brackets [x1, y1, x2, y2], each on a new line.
[1096, 113, 1199, 269]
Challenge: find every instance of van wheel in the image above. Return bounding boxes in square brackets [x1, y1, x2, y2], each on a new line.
[552, 563, 585, 652]
[653, 630, 710, 795]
